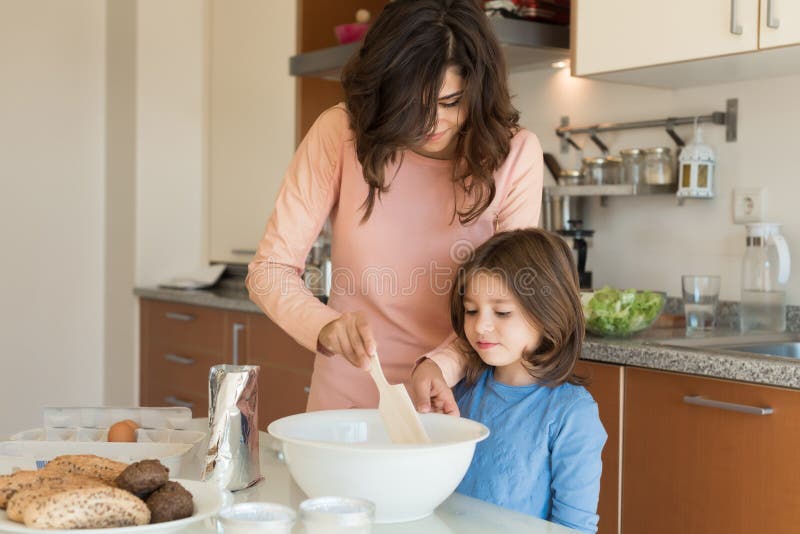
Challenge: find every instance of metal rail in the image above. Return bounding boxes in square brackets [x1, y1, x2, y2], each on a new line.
[557, 98, 738, 154]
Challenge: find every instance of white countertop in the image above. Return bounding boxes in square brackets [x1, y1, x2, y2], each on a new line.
[190, 427, 578, 533]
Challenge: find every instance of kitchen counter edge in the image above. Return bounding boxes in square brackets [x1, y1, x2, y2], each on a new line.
[135, 286, 800, 391]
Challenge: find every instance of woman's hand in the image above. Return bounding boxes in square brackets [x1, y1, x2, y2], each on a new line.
[318, 312, 376, 370]
[410, 358, 460, 416]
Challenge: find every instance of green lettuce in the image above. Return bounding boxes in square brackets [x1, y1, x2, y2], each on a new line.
[582, 286, 664, 336]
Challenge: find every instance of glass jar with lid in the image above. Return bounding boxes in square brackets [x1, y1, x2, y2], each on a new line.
[620, 148, 644, 185]
[581, 156, 622, 185]
[643, 147, 675, 185]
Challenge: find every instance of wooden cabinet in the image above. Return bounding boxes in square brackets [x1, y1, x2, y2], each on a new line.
[208, 0, 297, 264]
[575, 360, 622, 534]
[140, 300, 227, 417]
[622, 367, 800, 534]
[140, 299, 315, 427]
[244, 314, 315, 426]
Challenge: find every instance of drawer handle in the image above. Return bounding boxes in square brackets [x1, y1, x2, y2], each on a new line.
[767, 0, 780, 29]
[730, 0, 743, 35]
[303, 386, 310, 394]
[164, 353, 195, 365]
[231, 249, 257, 256]
[232, 322, 245, 366]
[165, 312, 195, 322]
[683, 395, 773, 416]
[164, 396, 194, 409]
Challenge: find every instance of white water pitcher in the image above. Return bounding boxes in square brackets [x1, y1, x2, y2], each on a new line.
[740, 223, 791, 332]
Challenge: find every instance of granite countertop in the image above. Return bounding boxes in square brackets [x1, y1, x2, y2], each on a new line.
[135, 285, 800, 391]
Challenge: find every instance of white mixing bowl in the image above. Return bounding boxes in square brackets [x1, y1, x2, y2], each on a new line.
[267, 409, 489, 523]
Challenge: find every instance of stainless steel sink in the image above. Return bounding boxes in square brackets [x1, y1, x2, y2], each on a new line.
[652, 333, 800, 359]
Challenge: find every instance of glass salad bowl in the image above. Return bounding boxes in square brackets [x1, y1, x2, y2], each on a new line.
[581, 287, 666, 338]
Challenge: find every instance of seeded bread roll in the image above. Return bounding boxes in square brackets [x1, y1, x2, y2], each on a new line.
[0, 471, 104, 509]
[22, 486, 150, 529]
[43, 454, 128, 484]
[7, 475, 107, 523]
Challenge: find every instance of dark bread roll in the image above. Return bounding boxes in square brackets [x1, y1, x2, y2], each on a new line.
[145, 480, 194, 523]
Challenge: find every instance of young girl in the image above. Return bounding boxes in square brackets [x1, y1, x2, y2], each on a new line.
[450, 228, 606, 534]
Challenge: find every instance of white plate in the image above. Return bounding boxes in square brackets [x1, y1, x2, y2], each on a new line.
[0, 479, 226, 534]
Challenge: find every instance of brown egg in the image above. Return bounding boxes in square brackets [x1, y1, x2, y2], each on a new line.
[108, 420, 138, 442]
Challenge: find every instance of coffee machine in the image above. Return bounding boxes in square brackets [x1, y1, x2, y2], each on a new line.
[557, 220, 593, 290]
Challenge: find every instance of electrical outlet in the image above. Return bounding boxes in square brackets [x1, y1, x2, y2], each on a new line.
[732, 187, 765, 224]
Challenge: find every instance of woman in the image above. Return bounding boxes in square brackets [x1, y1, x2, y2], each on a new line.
[246, 0, 543, 412]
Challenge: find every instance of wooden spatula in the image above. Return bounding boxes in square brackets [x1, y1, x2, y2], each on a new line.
[368, 352, 431, 444]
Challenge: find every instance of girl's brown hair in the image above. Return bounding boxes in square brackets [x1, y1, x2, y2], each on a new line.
[341, 0, 520, 224]
[450, 229, 587, 386]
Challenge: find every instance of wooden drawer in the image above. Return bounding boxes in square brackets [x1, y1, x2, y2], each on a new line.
[257, 365, 311, 428]
[143, 348, 220, 401]
[247, 314, 314, 370]
[141, 380, 207, 419]
[142, 299, 225, 356]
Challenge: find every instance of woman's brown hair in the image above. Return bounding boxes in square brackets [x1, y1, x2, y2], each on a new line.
[450, 229, 587, 386]
[341, 0, 520, 224]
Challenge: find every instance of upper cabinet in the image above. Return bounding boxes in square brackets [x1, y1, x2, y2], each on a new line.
[759, 0, 800, 48]
[575, 0, 759, 74]
[573, 0, 800, 87]
[208, 0, 296, 264]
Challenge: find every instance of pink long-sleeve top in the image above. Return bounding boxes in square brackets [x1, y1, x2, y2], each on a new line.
[247, 104, 543, 410]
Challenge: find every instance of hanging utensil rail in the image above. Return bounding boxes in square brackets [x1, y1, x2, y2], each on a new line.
[557, 98, 738, 154]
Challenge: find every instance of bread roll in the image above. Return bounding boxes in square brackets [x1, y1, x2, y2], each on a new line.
[42, 454, 128, 484]
[6, 475, 107, 522]
[22, 486, 150, 529]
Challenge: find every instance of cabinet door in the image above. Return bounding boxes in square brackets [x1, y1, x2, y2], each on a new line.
[623, 367, 800, 534]
[208, 0, 297, 264]
[575, 361, 622, 534]
[574, 0, 759, 76]
[760, 0, 800, 48]
[245, 314, 315, 428]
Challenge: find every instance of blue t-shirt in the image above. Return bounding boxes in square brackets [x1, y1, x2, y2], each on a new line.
[454, 368, 607, 534]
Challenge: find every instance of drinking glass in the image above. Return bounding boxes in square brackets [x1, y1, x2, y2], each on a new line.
[682, 275, 721, 334]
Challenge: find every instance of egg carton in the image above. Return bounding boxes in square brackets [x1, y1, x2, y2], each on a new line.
[41, 406, 192, 431]
[0, 441, 196, 478]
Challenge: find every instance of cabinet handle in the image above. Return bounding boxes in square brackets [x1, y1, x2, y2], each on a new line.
[683, 395, 773, 415]
[164, 396, 194, 409]
[303, 386, 311, 394]
[232, 322, 245, 366]
[730, 0, 743, 35]
[231, 249, 257, 256]
[767, 0, 780, 29]
[165, 312, 195, 322]
[164, 353, 195, 365]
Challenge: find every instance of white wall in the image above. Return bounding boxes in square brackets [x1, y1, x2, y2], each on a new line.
[135, 0, 208, 287]
[510, 68, 800, 303]
[0, 1, 106, 438]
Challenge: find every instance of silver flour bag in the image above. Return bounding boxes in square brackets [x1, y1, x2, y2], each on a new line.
[204, 364, 262, 491]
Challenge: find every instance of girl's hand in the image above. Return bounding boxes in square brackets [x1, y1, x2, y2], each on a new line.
[317, 312, 376, 370]
[410, 359, 460, 416]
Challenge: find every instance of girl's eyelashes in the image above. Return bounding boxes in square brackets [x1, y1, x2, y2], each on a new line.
[495, 311, 511, 317]
[439, 99, 461, 108]
[464, 309, 478, 315]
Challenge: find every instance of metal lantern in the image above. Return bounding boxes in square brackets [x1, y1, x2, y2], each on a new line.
[677, 123, 715, 199]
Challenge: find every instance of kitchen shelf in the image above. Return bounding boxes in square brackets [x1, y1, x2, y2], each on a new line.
[545, 183, 677, 197]
[289, 17, 570, 80]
